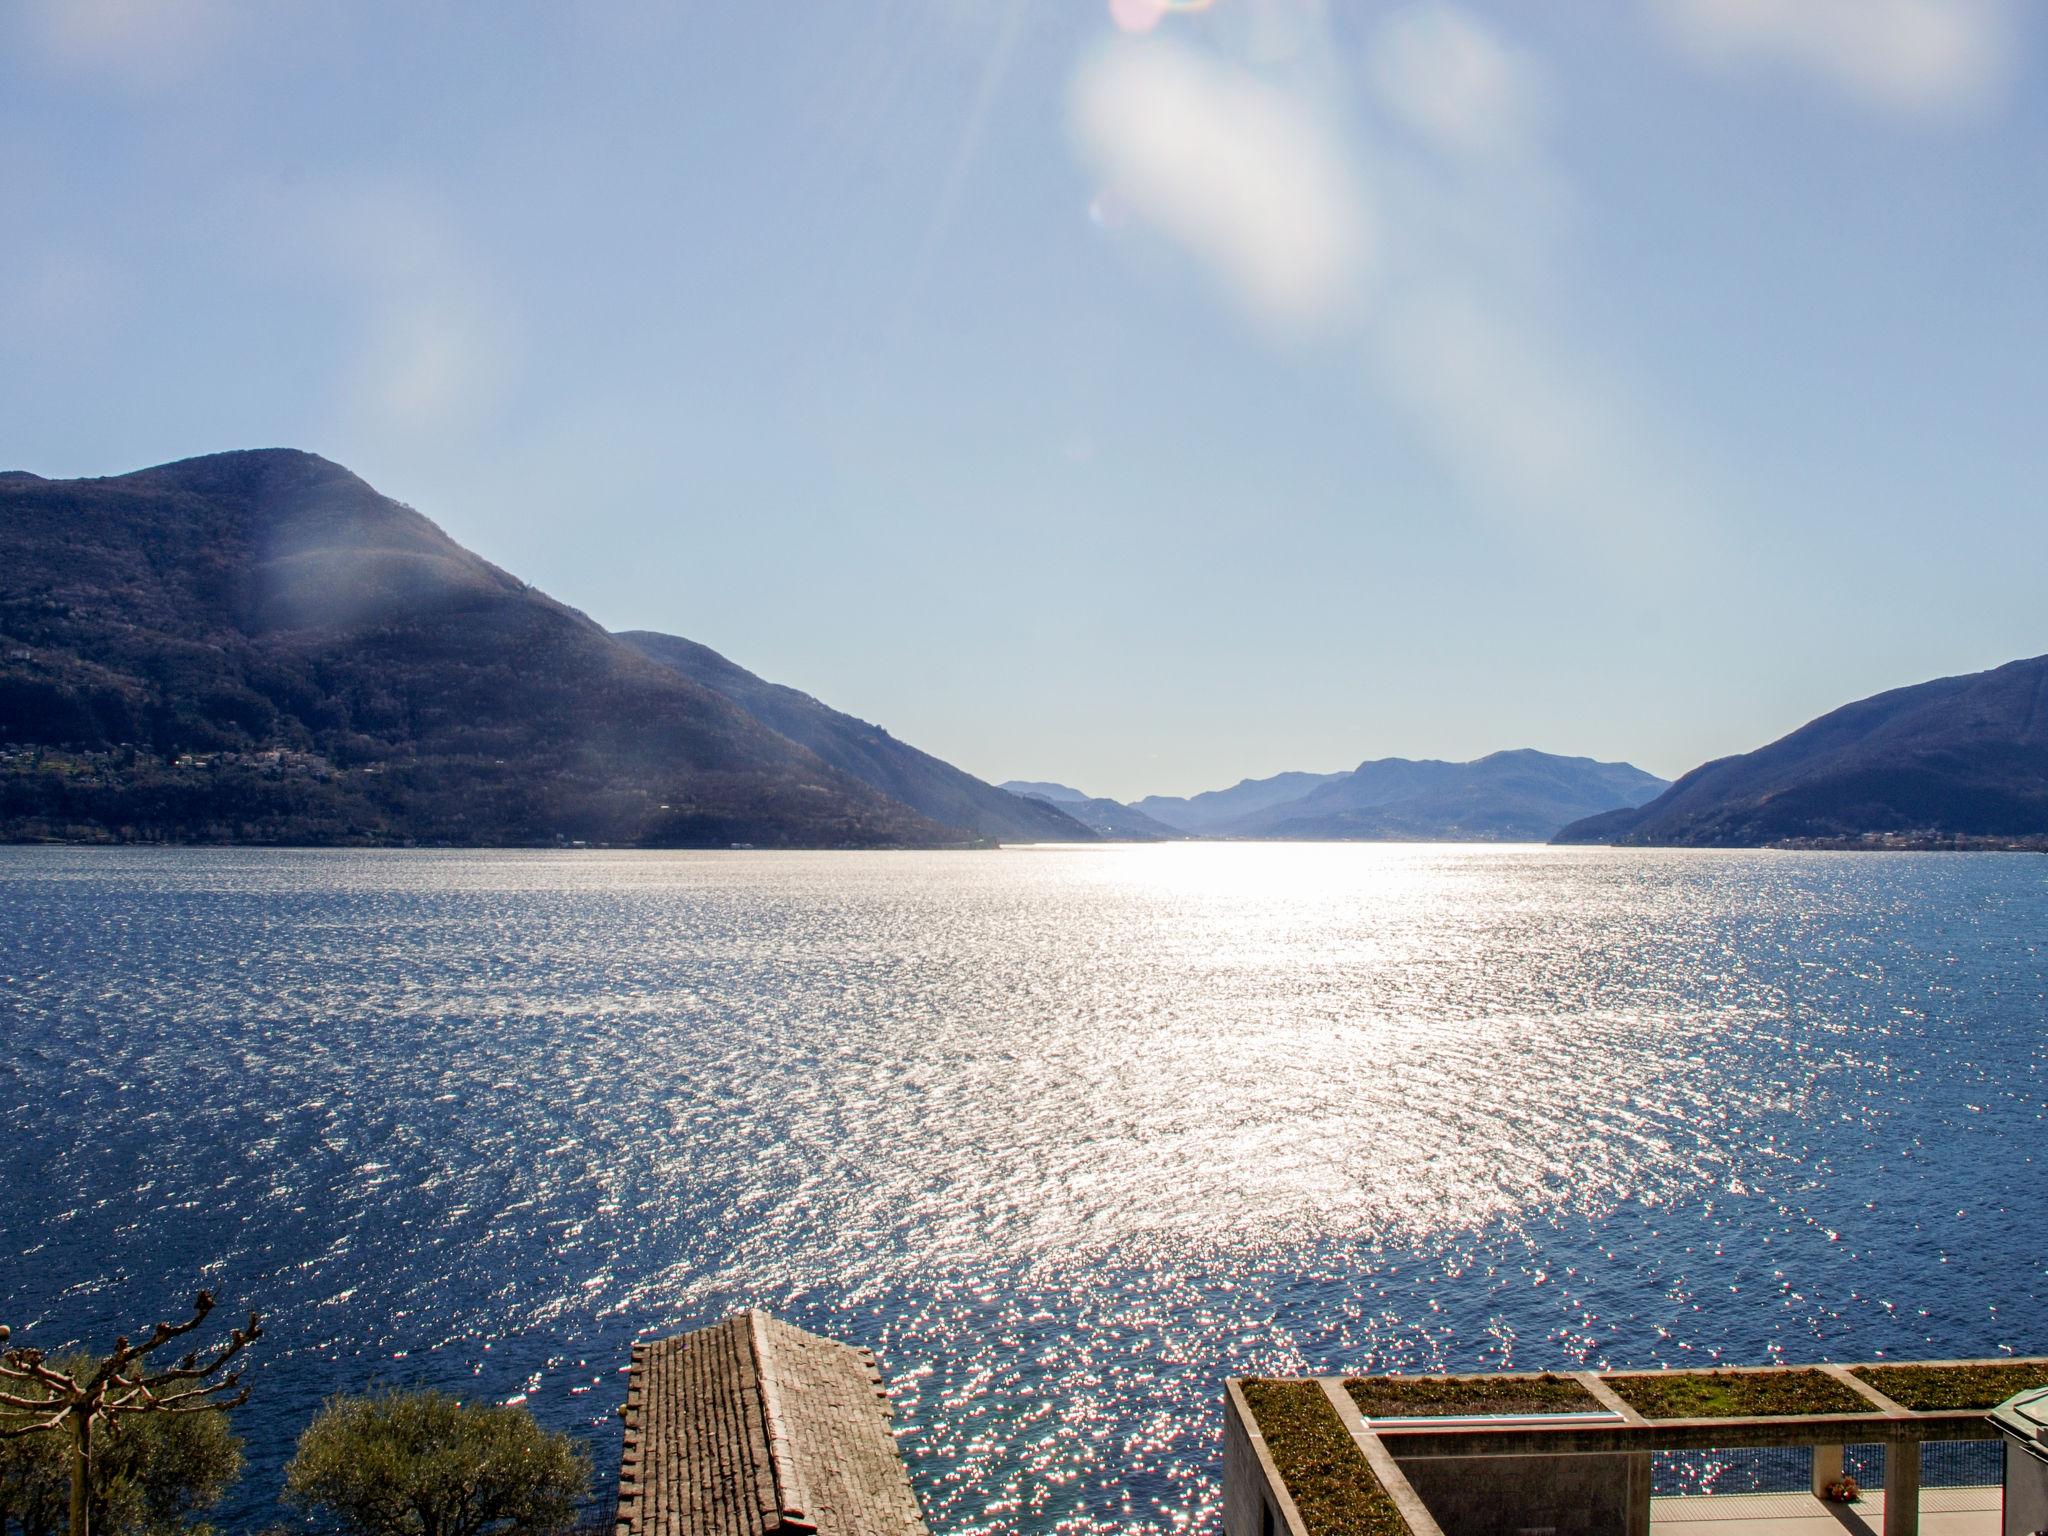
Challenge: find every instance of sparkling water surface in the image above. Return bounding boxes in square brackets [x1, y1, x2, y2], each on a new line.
[1, 845, 2043, 1534]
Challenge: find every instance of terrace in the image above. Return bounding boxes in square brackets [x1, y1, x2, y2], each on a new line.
[1225, 1359, 2048, 1536]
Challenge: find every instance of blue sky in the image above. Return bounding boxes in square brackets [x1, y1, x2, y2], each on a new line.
[4, 0, 2043, 798]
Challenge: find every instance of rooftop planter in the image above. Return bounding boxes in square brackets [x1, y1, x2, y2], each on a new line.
[1605, 1368, 1873, 1419]
[1239, 1380, 1412, 1536]
[1345, 1373, 1602, 1419]
[1853, 1361, 2048, 1411]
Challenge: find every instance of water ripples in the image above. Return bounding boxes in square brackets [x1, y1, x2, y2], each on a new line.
[0, 844, 2043, 1535]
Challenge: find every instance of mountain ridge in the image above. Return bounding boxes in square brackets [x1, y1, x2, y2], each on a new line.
[1043, 751, 1666, 842]
[1553, 655, 2048, 847]
[618, 632, 1094, 844]
[0, 449, 967, 847]
[1003, 787, 1181, 841]
[1135, 770, 1348, 834]
[1206, 748, 1667, 841]
[998, 779, 1089, 804]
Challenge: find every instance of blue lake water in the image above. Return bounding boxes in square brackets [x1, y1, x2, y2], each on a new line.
[1, 844, 2044, 1533]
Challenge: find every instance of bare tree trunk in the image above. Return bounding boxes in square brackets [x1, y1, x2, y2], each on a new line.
[69, 1409, 90, 1536]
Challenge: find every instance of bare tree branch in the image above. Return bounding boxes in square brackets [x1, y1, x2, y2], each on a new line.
[0, 1411, 69, 1437]
[0, 1293, 261, 1536]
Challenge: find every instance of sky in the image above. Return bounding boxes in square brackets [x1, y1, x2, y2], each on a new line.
[3, 0, 2045, 799]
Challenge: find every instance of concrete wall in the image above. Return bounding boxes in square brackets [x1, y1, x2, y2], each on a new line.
[1221, 1385, 1309, 1536]
[2005, 1440, 2048, 1536]
[1390, 1452, 1650, 1536]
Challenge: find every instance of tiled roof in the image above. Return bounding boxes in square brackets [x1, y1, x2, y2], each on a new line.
[616, 1310, 929, 1536]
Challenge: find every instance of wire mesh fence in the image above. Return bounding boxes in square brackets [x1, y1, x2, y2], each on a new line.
[1651, 1440, 2002, 1497]
[1653, 1445, 1811, 1497]
[1922, 1439, 2004, 1488]
[570, 1486, 620, 1536]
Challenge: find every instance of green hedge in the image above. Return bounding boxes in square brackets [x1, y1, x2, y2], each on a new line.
[1853, 1362, 2048, 1411]
[1607, 1369, 1873, 1419]
[1345, 1373, 1601, 1419]
[1240, 1380, 1410, 1536]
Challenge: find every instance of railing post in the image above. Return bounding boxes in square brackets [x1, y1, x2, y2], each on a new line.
[1883, 1439, 1920, 1536]
[1812, 1444, 1844, 1498]
[1625, 1452, 1652, 1536]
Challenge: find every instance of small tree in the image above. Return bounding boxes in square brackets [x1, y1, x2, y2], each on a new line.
[0, 1294, 259, 1536]
[0, 1397, 66, 1536]
[0, 1362, 240, 1536]
[283, 1391, 588, 1536]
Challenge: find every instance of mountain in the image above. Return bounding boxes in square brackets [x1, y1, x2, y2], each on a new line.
[1010, 792, 1181, 841]
[1211, 750, 1668, 841]
[1135, 770, 1348, 834]
[1554, 656, 2048, 847]
[616, 631, 1093, 844]
[998, 780, 1089, 803]
[999, 754, 1662, 842]
[0, 450, 965, 847]
[999, 780, 1184, 840]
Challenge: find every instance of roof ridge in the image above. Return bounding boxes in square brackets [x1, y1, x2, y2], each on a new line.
[745, 1310, 821, 1535]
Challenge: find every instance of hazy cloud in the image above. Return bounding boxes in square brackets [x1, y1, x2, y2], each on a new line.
[1065, 6, 1703, 537]
[1069, 39, 1369, 327]
[1350, 6, 1698, 534]
[17, 0, 230, 87]
[1373, 287, 1679, 535]
[293, 185, 521, 436]
[1652, 0, 2014, 114]
[1368, 3, 1546, 159]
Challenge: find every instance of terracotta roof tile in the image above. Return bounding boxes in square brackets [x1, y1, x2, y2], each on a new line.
[615, 1312, 929, 1536]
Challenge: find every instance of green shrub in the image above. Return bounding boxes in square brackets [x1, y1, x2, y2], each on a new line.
[283, 1391, 588, 1536]
[1606, 1369, 1872, 1419]
[1346, 1373, 1600, 1419]
[0, 1357, 240, 1536]
[1852, 1362, 2048, 1412]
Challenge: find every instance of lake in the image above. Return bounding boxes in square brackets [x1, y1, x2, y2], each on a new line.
[1, 844, 2043, 1534]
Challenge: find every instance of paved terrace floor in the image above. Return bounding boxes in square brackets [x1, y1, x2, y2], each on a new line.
[1651, 1486, 2000, 1536]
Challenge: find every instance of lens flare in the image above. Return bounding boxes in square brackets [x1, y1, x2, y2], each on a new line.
[1109, 0, 1214, 36]
[1087, 188, 1130, 230]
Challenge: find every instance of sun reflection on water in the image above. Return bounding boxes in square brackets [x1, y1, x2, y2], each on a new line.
[0, 845, 2043, 1536]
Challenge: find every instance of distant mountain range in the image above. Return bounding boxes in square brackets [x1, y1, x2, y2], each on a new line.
[12, 451, 2039, 853]
[1555, 655, 2048, 847]
[1005, 754, 1666, 842]
[997, 782, 1183, 840]
[1118, 752, 1667, 842]
[1197, 751, 1666, 840]
[999, 780, 1087, 804]
[1134, 771, 1348, 834]
[0, 450, 1066, 848]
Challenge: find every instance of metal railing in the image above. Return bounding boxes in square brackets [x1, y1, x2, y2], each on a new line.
[1921, 1439, 2004, 1489]
[1651, 1441, 2002, 1497]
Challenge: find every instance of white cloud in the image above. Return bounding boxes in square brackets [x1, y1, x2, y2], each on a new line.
[1065, 12, 1710, 540]
[1068, 39, 1369, 328]
[355, 302, 506, 426]
[291, 185, 521, 436]
[18, 0, 230, 87]
[1371, 287, 1682, 535]
[1368, 3, 1546, 159]
[1350, 9, 1696, 534]
[1653, 0, 2014, 115]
